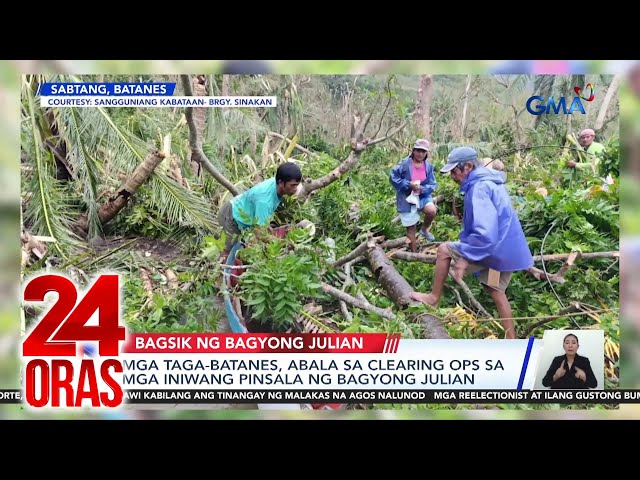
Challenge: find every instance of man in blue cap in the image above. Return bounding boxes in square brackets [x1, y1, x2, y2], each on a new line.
[410, 147, 533, 339]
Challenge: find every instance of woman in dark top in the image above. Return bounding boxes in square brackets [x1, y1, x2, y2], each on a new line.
[542, 334, 597, 389]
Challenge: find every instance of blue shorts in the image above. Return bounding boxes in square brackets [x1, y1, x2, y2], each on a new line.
[419, 196, 434, 209]
[399, 196, 434, 227]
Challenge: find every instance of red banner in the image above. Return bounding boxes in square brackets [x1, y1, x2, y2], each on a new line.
[123, 333, 400, 354]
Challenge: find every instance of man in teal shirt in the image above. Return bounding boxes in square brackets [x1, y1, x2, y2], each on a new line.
[566, 128, 605, 174]
[218, 162, 302, 256]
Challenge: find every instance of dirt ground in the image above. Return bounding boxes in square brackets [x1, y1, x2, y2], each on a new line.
[92, 236, 185, 262]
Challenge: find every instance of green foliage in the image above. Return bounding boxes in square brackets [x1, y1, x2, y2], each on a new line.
[111, 197, 171, 238]
[302, 131, 335, 156]
[123, 273, 222, 333]
[237, 229, 323, 331]
[201, 235, 225, 261]
[311, 181, 352, 237]
[598, 136, 619, 178]
[516, 187, 618, 252]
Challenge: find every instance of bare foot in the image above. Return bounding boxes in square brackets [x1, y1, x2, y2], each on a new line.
[410, 292, 439, 307]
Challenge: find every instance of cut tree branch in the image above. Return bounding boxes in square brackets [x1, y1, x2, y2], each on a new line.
[380, 237, 410, 249]
[321, 282, 395, 320]
[296, 113, 407, 200]
[267, 131, 318, 157]
[527, 267, 566, 284]
[180, 75, 239, 196]
[448, 270, 491, 318]
[386, 251, 436, 263]
[528, 251, 579, 284]
[339, 263, 355, 322]
[389, 250, 619, 285]
[528, 251, 619, 283]
[366, 120, 409, 147]
[532, 251, 619, 262]
[297, 150, 360, 200]
[380, 236, 442, 250]
[524, 302, 582, 336]
[447, 284, 474, 315]
[332, 235, 382, 268]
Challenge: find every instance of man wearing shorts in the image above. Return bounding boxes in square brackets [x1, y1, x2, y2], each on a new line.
[411, 147, 533, 339]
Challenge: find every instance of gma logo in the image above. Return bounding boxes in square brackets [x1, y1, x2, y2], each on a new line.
[526, 83, 595, 116]
[526, 96, 586, 115]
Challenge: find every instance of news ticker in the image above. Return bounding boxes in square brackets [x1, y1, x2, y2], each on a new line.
[1, 389, 637, 405]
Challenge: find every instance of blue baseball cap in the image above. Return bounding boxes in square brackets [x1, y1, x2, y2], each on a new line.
[440, 146, 478, 173]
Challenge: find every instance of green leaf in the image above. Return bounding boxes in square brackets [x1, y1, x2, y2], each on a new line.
[254, 303, 265, 317]
[153, 294, 165, 309]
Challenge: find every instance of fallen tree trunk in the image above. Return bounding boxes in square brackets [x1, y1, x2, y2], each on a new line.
[76, 150, 166, 234]
[364, 244, 449, 339]
[382, 250, 491, 317]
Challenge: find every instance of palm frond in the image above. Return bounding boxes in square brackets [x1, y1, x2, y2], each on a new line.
[533, 76, 556, 100]
[496, 75, 533, 99]
[52, 107, 103, 238]
[22, 156, 84, 257]
[166, 225, 205, 248]
[22, 79, 83, 257]
[206, 107, 268, 150]
[53, 87, 220, 239]
[75, 240, 139, 274]
[149, 173, 218, 232]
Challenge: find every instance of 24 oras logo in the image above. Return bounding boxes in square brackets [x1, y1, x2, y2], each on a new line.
[526, 83, 595, 115]
[22, 273, 127, 409]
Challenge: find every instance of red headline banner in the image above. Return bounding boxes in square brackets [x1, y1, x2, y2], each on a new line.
[122, 333, 400, 354]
